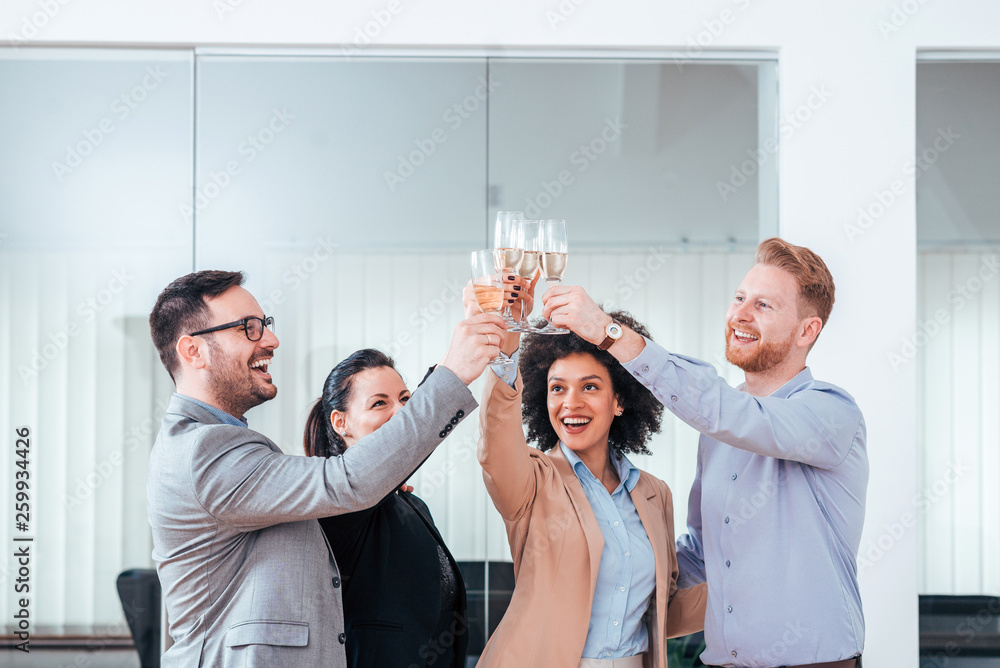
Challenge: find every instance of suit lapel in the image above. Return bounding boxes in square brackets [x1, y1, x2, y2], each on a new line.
[630, 473, 666, 663]
[549, 446, 605, 603]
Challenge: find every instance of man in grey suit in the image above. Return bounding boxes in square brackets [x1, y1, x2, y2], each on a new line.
[146, 270, 505, 667]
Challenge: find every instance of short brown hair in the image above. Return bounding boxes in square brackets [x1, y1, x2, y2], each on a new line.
[755, 238, 835, 328]
[149, 270, 245, 381]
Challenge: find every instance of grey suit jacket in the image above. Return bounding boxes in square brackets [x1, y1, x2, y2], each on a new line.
[146, 367, 476, 668]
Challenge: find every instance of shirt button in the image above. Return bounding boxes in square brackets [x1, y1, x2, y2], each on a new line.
[670, 395, 678, 402]
[620, 586, 626, 591]
[613, 620, 619, 626]
[339, 632, 347, 644]
[724, 516, 730, 524]
[641, 365, 649, 373]
[332, 576, 340, 588]
[726, 560, 731, 567]
[613, 521, 619, 527]
[728, 606, 733, 613]
[624, 552, 631, 558]
[731, 473, 737, 480]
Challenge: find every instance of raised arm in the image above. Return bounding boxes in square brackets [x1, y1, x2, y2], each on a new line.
[624, 340, 863, 468]
[194, 366, 478, 530]
[478, 371, 538, 522]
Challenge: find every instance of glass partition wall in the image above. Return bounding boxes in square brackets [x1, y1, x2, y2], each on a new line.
[915, 57, 1000, 597]
[0, 50, 777, 660]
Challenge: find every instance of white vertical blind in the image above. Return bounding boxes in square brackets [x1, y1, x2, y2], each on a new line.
[918, 250, 1000, 595]
[0, 48, 193, 631]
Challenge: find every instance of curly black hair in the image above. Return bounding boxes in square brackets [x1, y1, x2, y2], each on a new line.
[519, 309, 663, 457]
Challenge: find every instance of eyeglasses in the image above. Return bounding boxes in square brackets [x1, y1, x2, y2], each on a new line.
[190, 316, 274, 342]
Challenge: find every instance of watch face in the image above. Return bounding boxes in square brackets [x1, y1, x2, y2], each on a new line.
[607, 322, 623, 338]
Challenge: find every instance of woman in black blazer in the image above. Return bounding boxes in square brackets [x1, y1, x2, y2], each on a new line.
[304, 348, 468, 668]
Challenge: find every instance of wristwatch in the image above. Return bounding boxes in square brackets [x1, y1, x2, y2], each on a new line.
[597, 320, 624, 351]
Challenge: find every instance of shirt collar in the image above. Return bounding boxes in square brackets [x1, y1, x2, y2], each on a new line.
[770, 367, 815, 399]
[173, 393, 248, 428]
[559, 442, 640, 493]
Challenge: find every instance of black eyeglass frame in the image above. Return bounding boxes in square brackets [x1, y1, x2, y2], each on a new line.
[189, 316, 274, 341]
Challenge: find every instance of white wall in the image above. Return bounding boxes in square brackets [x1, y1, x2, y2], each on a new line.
[3, 1, 1000, 665]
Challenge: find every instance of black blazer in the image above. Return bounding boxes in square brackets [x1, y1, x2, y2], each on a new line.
[319, 489, 469, 668]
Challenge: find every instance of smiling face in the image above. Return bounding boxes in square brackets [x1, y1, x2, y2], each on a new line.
[200, 286, 279, 418]
[724, 263, 807, 374]
[546, 352, 621, 460]
[332, 366, 410, 448]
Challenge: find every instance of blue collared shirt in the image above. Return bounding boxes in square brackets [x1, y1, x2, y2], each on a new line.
[173, 393, 248, 428]
[560, 443, 656, 659]
[623, 339, 868, 667]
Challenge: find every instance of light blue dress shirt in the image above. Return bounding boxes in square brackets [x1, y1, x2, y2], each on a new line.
[173, 393, 248, 428]
[560, 443, 657, 660]
[623, 339, 868, 667]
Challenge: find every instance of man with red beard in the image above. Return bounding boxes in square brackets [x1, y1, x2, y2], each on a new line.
[542, 238, 867, 668]
[146, 270, 504, 667]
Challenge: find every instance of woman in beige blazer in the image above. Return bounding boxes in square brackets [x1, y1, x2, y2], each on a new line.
[473, 282, 706, 668]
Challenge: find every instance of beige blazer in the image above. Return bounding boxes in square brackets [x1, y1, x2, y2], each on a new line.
[476, 373, 707, 668]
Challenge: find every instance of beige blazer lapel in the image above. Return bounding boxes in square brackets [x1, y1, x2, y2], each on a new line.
[549, 445, 605, 606]
[631, 474, 667, 668]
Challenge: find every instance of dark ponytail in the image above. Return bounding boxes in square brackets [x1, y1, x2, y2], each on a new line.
[303, 348, 397, 458]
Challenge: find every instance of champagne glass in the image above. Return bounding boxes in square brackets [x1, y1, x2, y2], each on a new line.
[470, 249, 515, 368]
[493, 211, 525, 326]
[534, 219, 569, 335]
[511, 220, 540, 333]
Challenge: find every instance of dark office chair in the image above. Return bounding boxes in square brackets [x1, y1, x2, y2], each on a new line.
[116, 568, 161, 668]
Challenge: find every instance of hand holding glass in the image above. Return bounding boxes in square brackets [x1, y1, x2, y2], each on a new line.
[470, 249, 514, 368]
[535, 219, 569, 335]
[493, 211, 525, 325]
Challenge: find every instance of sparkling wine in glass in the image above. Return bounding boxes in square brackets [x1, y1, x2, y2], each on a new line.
[535, 219, 569, 335]
[511, 220, 541, 333]
[493, 211, 525, 326]
[470, 249, 514, 368]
